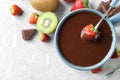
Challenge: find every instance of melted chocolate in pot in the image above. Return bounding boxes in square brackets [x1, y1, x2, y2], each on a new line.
[58, 11, 112, 67]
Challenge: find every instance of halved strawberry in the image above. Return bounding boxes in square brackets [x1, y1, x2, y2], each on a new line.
[111, 48, 120, 59]
[10, 4, 23, 16]
[29, 13, 39, 24]
[91, 67, 103, 74]
[71, 0, 90, 11]
[39, 33, 49, 42]
[81, 24, 100, 41]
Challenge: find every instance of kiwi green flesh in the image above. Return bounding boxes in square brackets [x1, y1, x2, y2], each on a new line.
[37, 12, 58, 34]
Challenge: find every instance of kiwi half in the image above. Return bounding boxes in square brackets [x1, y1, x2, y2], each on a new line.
[37, 12, 58, 34]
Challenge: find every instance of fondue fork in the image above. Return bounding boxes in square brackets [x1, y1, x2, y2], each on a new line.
[105, 64, 120, 78]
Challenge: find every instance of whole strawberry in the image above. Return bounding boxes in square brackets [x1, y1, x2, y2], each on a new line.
[111, 48, 120, 59]
[71, 0, 90, 11]
[29, 13, 39, 24]
[10, 4, 23, 16]
[64, 0, 76, 2]
[81, 24, 100, 41]
[91, 67, 103, 74]
[39, 33, 49, 42]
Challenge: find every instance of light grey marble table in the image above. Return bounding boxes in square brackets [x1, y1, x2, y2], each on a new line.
[0, 0, 120, 80]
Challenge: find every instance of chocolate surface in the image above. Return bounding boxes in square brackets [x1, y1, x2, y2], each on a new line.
[58, 11, 112, 67]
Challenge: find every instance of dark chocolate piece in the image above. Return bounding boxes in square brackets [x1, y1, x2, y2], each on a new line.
[109, 6, 120, 17]
[97, 1, 106, 13]
[97, 0, 112, 13]
[97, 0, 120, 17]
[101, 5, 107, 13]
[97, 0, 114, 17]
[22, 29, 37, 40]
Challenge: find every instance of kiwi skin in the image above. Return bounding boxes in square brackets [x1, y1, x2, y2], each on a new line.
[30, 0, 60, 12]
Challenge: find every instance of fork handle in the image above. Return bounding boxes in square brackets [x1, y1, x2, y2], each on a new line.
[110, 0, 119, 8]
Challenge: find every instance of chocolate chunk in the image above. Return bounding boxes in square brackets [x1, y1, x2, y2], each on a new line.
[97, 0, 120, 17]
[109, 6, 120, 17]
[97, 0, 114, 16]
[22, 29, 37, 40]
[102, 5, 108, 13]
[97, 1, 106, 13]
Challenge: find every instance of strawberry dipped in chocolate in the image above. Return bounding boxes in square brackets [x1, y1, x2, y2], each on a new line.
[81, 24, 100, 41]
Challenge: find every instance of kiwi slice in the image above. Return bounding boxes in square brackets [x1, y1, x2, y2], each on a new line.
[37, 12, 58, 34]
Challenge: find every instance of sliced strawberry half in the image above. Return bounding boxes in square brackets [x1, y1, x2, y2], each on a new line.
[39, 33, 49, 42]
[111, 48, 120, 59]
[91, 67, 103, 74]
[10, 4, 23, 16]
[71, 0, 90, 11]
[29, 13, 39, 24]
